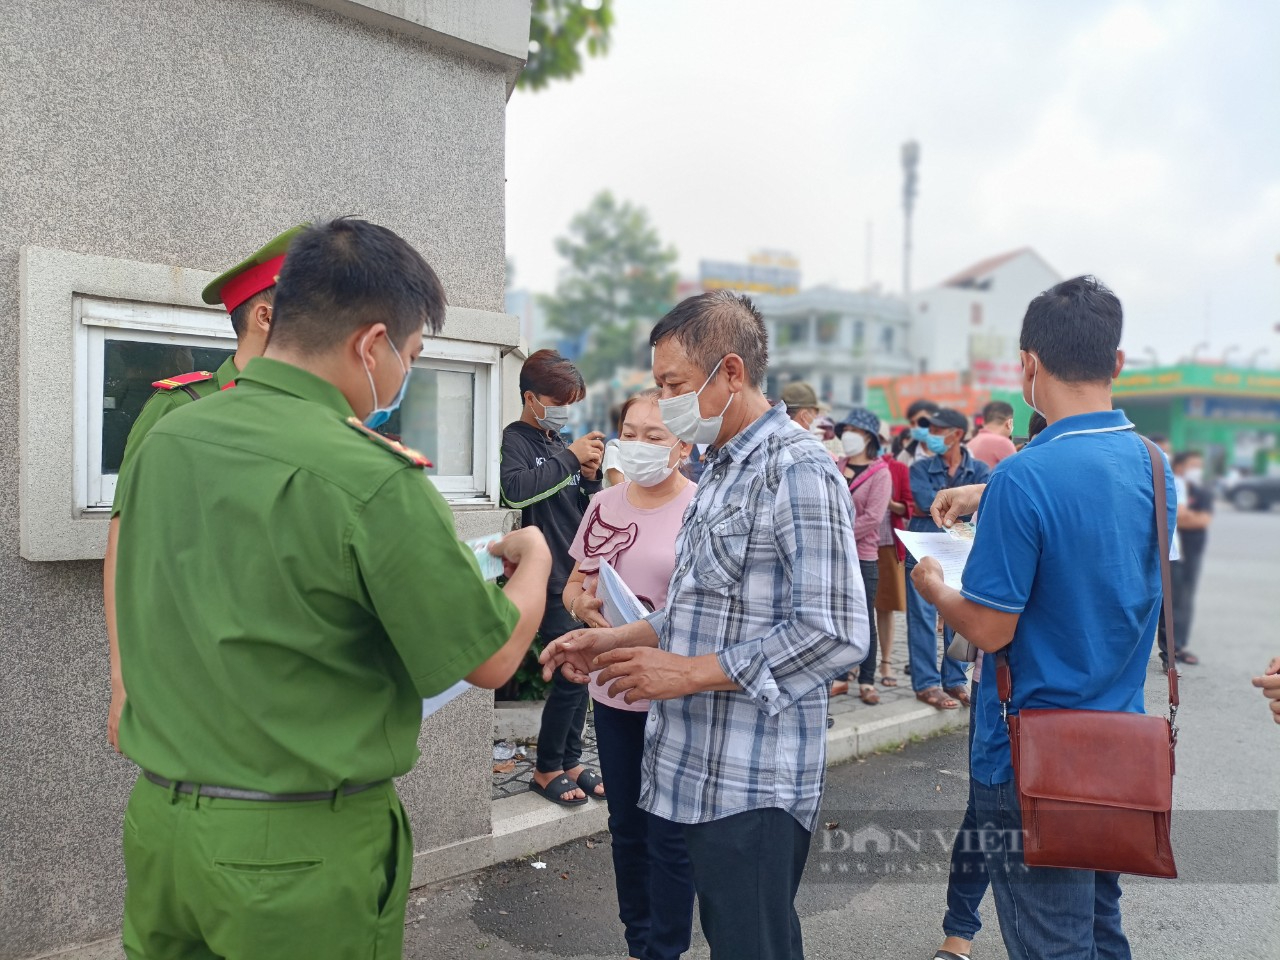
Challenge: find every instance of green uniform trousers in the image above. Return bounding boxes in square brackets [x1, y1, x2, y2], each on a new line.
[122, 774, 412, 959]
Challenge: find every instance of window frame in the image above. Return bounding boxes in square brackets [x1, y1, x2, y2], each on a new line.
[73, 295, 501, 513]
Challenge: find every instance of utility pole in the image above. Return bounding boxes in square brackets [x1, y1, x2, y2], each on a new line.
[901, 140, 919, 298]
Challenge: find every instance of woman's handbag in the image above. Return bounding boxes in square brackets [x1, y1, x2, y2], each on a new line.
[993, 436, 1179, 878]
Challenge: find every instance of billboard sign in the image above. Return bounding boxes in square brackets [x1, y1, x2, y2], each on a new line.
[700, 250, 801, 296]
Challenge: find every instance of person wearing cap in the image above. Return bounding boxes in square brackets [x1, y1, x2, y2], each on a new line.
[833, 408, 894, 706]
[904, 408, 990, 710]
[781, 380, 827, 433]
[103, 225, 304, 753]
[898, 398, 941, 468]
[111, 218, 553, 959]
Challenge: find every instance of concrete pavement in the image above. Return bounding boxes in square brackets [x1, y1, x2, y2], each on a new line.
[405, 507, 1280, 959]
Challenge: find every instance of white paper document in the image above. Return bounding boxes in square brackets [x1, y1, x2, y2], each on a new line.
[422, 680, 471, 718]
[597, 560, 649, 627]
[894, 530, 974, 590]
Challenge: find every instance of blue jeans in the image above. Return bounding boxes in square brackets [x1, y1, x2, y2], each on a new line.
[904, 554, 968, 692]
[942, 705, 988, 941]
[972, 777, 1131, 960]
[593, 702, 695, 960]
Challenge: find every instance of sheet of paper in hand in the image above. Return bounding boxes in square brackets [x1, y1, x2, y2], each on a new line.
[597, 560, 648, 627]
[894, 530, 974, 590]
[466, 534, 505, 581]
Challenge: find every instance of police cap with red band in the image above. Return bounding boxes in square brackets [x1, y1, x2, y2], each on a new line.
[201, 224, 308, 314]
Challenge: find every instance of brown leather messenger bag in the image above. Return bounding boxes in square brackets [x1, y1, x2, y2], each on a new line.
[994, 434, 1179, 879]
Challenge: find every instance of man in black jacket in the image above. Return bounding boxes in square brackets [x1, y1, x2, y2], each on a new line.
[501, 349, 605, 804]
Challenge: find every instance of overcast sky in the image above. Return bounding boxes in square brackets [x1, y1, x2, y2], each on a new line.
[505, 0, 1279, 365]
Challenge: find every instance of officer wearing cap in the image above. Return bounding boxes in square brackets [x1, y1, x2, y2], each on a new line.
[112, 217, 554, 958]
[104, 226, 305, 751]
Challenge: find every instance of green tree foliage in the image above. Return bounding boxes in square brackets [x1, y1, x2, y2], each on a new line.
[540, 192, 679, 382]
[518, 0, 614, 93]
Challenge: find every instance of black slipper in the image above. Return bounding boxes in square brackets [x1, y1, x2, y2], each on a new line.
[530, 774, 588, 807]
[573, 767, 606, 799]
[933, 951, 970, 960]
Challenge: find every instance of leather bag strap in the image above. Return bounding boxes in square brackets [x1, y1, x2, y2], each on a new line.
[1141, 436, 1181, 719]
[996, 435, 1180, 729]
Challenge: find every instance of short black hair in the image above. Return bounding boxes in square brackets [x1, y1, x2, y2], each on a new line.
[649, 290, 769, 387]
[1172, 450, 1203, 470]
[1019, 275, 1122, 383]
[1027, 412, 1048, 441]
[229, 288, 275, 339]
[906, 398, 940, 420]
[982, 400, 1015, 425]
[268, 217, 447, 354]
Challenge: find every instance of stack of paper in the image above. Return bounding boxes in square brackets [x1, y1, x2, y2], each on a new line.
[597, 560, 648, 627]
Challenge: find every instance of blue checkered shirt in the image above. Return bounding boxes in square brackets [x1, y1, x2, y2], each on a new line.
[638, 403, 870, 831]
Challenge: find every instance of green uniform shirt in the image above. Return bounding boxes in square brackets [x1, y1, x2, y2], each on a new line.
[114, 357, 517, 792]
[113, 355, 240, 511]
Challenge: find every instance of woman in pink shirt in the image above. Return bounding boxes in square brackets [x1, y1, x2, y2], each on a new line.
[563, 388, 696, 960]
[835, 408, 894, 705]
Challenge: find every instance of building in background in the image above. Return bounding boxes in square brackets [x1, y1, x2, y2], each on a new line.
[755, 286, 915, 409]
[699, 249, 802, 296]
[1115, 364, 1280, 474]
[911, 247, 1061, 378]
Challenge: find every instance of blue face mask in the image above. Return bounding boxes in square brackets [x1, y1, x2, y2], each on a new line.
[910, 426, 930, 443]
[362, 333, 412, 429]
[924, 433, 950, 455]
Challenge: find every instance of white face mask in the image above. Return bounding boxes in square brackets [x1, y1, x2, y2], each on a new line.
[1184, 466, 1204, 486]
[530, 395, 570, 433]
[617, 440, 679, 487]
[658, 358, 734, 445]
[841, 431, 867, 457]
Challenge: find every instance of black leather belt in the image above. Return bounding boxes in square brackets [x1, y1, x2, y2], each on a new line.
[143, 770, 387, 803]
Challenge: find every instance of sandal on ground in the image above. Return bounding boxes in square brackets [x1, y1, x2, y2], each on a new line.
[859, 684, 880, 706]
[530, 774, 588, 807]
[572, 766, 606, 799]
[943, 685, 971, 707]
[879, 672, 899, 687]
[933, 951, 970, 960]
[916, 686, 960, 711]
[830, 679, 850, 697]
[1175, 650, 1200, 666]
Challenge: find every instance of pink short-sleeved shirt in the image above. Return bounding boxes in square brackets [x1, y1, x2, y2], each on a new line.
[568, 480, 697, 711]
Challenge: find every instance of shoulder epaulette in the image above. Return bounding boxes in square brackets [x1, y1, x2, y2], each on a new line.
[152, 371, 215, 391]
[344, 417, 433, 468]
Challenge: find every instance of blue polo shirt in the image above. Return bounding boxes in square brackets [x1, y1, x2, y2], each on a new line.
[963, 409, 1177, 786]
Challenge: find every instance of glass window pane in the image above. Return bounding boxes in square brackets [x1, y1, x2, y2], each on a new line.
[102, 339, 233, 474]
[380, 367, 475, 478]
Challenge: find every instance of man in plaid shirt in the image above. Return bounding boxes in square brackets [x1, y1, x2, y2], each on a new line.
[543, 291, 869, 960]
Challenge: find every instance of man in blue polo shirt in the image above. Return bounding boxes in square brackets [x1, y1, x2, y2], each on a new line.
[911, 275, 1176, 960]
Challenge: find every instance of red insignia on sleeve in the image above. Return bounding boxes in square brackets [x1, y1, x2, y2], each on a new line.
[344, 417, 433, 469]
[151, 371, 215, 390]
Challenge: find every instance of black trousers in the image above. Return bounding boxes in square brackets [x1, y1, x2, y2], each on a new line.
[854, 558, 880, 686]
[534, 601, 590, 774]
[682, 808, 813, 960]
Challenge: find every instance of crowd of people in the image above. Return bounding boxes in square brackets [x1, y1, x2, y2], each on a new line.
[104, 219, 1280, 960]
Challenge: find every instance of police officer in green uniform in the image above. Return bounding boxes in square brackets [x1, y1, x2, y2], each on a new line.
[105, 226, 304, 751]
[111, 218, 553, 959]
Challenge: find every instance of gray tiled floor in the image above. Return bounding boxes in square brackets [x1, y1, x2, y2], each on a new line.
[491, 612, 971, 800]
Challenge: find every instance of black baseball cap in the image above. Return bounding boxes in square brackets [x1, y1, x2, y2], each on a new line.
[905, 398, 941, 420]
[922, 408, 969, 432]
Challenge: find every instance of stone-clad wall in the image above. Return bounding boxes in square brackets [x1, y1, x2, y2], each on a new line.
[0, 2, 526, 956]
